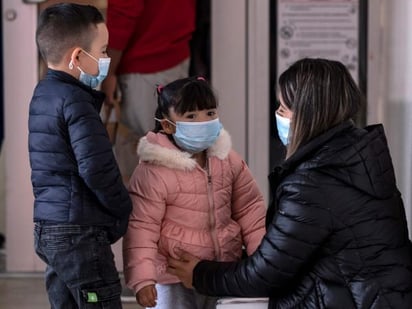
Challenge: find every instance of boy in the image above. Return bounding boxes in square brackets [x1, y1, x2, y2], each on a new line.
[29, 3, 132, 308]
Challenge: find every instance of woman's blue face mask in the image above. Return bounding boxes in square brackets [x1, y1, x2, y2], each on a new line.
[275, 113, 291, 145]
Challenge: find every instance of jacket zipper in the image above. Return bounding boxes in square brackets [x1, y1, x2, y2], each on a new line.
[206, 158, 221, 260]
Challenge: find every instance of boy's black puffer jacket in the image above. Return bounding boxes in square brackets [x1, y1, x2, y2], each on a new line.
[193, 121, 412, 308]
[29, 69, 132, 243]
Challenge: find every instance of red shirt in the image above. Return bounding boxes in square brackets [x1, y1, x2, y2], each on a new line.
[106, 0, 196, 74]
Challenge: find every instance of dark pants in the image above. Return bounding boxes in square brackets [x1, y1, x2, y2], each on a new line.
[34, 223, 122, 309]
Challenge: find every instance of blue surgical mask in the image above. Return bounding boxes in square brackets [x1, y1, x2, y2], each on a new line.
[275, 113, 291, 145]
[77, 50, 111, 88]
[155, 118, 222, 153]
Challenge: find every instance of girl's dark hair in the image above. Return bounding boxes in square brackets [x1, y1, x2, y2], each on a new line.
[154, 77, 218, 132]
[278, 58, 364, 158]
[36, 3, 104, 65]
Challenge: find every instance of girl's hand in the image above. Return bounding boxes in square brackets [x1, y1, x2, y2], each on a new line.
[167, 248, 200, 289]
[137, 284, 157, 308]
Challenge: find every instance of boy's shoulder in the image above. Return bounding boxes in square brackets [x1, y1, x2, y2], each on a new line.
[37, 70, 81, 90]
[34, 70, 101, 103]
[30, 72, 104, 118]
[35, 71, 74, 92]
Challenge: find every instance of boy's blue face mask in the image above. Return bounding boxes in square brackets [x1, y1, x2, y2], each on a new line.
[156, 118, 223, 153]
[275, 113, 291, 145]
[76, 50, 111, 89]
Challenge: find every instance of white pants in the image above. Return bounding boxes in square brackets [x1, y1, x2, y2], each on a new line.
[149, 283, 218, 309]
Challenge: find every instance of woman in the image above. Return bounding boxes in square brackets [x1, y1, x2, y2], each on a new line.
[167, 58, 412, 308]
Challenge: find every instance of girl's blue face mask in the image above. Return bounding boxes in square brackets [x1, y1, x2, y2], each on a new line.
[275, 113, 291, 145]
[156, 118, 223, 153]
[76, 50, 111, 89]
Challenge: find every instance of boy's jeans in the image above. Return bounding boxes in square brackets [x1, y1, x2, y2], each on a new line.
[34, 223, 122, 309]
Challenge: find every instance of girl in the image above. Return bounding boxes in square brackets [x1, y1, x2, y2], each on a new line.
[122, 76, 267, 308]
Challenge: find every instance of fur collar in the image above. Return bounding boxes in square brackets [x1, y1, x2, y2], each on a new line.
[137, 129, 232, 171]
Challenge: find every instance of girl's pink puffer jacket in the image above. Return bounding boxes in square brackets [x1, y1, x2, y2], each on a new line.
[123, 129, 266, 293]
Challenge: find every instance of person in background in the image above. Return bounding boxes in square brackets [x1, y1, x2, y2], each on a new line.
[29, 3, 132, 308]
[123, 77, 267, 308]
[101, 0, 196, 184]
[167, 58, 412, 308]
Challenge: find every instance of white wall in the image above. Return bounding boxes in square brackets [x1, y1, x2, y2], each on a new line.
[211, 0, 247, 157]
[246, 0, 270, 201]
[212, 0, 270, 200]
[3, 2, 40, 271]
[367, 0, 412, 236]
[382, 0, 412, 235]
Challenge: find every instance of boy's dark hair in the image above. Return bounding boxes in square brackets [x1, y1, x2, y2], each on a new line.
[36, 3, 104, 65]
[154, 77, 218, 132]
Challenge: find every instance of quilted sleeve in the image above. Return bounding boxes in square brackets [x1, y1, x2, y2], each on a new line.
[123, 164, 168, 293]
[229, 151, 266, 255]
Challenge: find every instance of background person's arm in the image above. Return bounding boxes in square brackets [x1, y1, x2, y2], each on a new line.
[101, 47, 122, 107]
[101, 0, 144, 106]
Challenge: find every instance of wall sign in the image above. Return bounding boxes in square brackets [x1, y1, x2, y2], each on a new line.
[277, 0, 360, 83]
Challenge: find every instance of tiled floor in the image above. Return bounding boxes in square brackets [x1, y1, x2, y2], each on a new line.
[0, 273, 142, 309]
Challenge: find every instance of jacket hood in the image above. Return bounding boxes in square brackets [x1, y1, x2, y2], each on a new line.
[137, 128, 232, 171]
[285, 122, 397, 200]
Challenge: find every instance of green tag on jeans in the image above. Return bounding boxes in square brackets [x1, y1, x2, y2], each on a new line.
[87, 292, 98, 303]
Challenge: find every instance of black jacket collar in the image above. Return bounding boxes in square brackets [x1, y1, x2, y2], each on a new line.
[266, 120, 355, 227]
[44, 69, 106, 104]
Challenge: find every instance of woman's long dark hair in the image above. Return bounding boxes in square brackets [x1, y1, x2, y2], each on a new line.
[278, 58, 364, 157]
[154, 76, 218, 132]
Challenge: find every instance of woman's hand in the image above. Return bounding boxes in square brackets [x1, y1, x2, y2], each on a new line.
[167, 249, 201, 289]
[137, 284, 157, 308]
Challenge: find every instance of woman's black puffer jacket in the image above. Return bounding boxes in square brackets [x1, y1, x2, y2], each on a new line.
[193, 121, 412, 308]
[29, 69, 132, 243]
